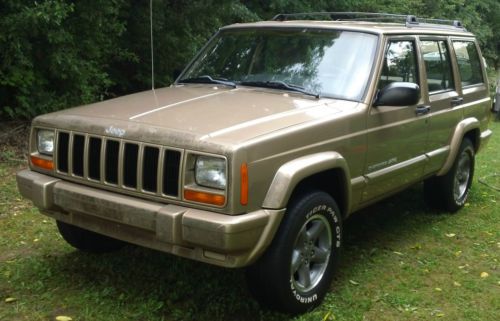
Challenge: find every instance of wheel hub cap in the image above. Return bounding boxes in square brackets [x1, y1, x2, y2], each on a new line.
[454, 150, 471, 201]
[291, 214, 332, 293]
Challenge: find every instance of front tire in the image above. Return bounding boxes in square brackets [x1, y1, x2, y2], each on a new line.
[246, 191, 342, 314]
[424, 138, 475, 212]
[57, 221, 126, 253]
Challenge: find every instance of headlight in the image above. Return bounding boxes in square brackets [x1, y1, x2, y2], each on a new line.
[195, 156, 227, 190]
[37, 129, 55, 155]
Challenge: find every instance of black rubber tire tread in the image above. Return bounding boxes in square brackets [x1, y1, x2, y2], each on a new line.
[245, 190, 342, 314]
[57, 220, 126, 253]
[424, 138, 475, 213]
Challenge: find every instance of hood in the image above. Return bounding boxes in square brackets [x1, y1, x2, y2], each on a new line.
[35, 85, 358, 147]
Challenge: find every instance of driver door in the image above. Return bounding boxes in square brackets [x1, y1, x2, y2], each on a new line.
[362, 37, 429, 202]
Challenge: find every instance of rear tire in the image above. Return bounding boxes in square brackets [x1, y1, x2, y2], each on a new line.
[57, 221, 125, 253]
[424, 138, 475, 212]
[246, 190, 342, 314]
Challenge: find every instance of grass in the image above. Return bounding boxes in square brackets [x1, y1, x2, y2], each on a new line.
[0, 120, 499, 321]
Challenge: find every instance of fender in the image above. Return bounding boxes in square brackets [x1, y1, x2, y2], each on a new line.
[437, 117, 479, 176]
[262, 152, 351, 212]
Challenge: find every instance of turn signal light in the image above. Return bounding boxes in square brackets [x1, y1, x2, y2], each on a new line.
[31, 155, 54, 170]
[240, 163, 248, 205]
[184, 189, 225, 206]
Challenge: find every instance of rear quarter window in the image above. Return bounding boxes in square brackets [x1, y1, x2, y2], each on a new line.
[452, 41, 484, 87]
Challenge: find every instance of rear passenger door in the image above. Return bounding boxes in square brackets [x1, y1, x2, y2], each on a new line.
[451, 39, 490, 121]
[420, 37, 489, 175]
[419, 37, 461, 174]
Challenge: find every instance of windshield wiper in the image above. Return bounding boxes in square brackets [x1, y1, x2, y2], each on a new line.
[239, 80, 320, 98]
[179, 75, 236, 88]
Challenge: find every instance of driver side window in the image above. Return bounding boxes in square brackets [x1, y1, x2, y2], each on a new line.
[379, 40, 418, 89]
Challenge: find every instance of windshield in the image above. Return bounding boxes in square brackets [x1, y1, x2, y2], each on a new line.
[179, 28, 378, 101]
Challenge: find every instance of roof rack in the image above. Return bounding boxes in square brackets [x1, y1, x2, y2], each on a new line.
[271, 12, 465, 30]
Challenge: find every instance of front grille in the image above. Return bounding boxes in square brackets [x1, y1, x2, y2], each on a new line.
[55, 131, 182, 198]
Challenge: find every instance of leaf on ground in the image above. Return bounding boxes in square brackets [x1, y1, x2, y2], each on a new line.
[393, 251, 404, 256]
[410, 243, 422, 250]
[454, 250, 462, 257]
[322, 311, 335, 321]
[431, 309, 445, 317]
[453, 281, 461, 287]
[435, 287, 442, 292]
[349, 280, 359, 285]
[445, 233, 456, 238]
[5, 297, 16, 303]
[480, 272, 489, 278]
[55, 316, 73, 321]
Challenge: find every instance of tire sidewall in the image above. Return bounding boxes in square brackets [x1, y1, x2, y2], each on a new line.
[450, 140, 475, 208]
[279, 192, 343, 311]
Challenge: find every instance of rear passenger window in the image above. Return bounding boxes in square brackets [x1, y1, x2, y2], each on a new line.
[452, 41, 483, 86]
[421, 40, 454, 92]
[379, 40, 418, 89]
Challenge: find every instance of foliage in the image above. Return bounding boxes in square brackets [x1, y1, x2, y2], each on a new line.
[0, 0, 130, 119]
[0, 0, 498, 119]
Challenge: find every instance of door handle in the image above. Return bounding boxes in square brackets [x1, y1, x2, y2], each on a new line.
[415, 105, 431, 116]
[451, 97, 464, 107]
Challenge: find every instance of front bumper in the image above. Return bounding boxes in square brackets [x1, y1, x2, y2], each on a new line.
[16, 169, 284, 267]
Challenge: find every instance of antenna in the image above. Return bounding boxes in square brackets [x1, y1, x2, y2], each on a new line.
[150, 0, 155, 90]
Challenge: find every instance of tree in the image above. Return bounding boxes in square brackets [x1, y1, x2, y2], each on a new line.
[0, 0, 130, 119]
[0, 0, 497, 120]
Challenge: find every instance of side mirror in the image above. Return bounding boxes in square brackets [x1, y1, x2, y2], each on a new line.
[374, 82, 420, 107]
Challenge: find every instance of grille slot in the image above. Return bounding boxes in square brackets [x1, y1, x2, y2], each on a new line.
[105, 140, 120, 184]
[123, 143, 139, 188]
[57, 132, 69, 173]
[54, 131, 182, 199]
[72, 134, 85, 176]
[143, 146, 159, 192]
[163, 150, 181, 196]
[88, 137, 102, 180]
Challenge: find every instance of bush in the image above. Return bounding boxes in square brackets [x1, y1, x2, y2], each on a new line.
[0, 0, 129, 119]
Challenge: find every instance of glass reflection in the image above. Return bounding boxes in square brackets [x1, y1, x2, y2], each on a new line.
[180, 29, 378, 101]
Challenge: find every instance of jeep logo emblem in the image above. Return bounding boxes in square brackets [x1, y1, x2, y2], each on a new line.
[105, 126, 126, 137]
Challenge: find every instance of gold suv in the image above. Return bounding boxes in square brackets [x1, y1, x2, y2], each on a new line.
[17, 12, 492, 313]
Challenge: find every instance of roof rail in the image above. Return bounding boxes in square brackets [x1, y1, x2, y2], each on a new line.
[271, 12, 465, 30]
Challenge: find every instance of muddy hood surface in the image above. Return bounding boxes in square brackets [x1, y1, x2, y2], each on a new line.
[34, 85, 358, 147]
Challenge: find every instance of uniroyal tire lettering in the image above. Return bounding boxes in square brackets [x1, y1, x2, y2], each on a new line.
[290, 279, 318, 304]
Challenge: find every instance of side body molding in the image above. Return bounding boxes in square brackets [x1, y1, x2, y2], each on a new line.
[437, 117, 479, 176]
[262, 152, 351, 212]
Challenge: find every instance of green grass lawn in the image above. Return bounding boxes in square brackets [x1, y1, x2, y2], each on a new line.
[1, 120, 499, 321]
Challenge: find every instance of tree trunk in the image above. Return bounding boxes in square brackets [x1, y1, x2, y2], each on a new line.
[495, 67, 500, 121]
